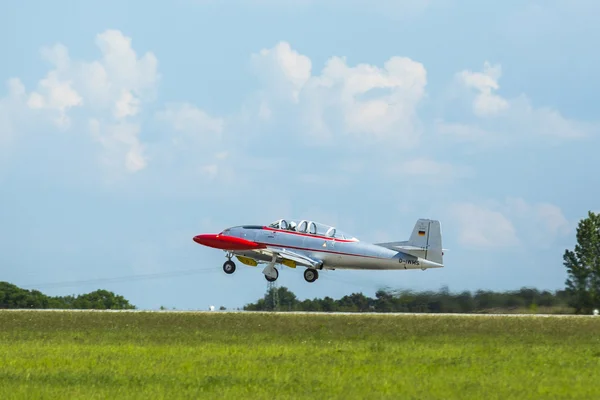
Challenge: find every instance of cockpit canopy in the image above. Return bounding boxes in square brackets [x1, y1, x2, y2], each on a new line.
[268, 218, 358, 241]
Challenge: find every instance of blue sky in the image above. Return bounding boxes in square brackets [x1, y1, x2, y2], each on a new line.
[1, 0, 599, 310]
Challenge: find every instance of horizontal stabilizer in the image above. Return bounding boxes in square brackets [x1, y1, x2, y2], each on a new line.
[377, 243, 448, 252]
[376, 243, 424, 251]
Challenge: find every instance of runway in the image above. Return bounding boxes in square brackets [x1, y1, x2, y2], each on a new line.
[0, 309, 597, 317]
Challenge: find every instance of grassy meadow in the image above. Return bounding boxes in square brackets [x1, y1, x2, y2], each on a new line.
[0, 310, 599, 399]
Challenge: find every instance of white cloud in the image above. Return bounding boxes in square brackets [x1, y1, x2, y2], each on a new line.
[0, 106, 10, 148]
[3, 29, 227, 182]
[449, 197, 572, 249]
[193, 151, 236, 183]
[156, 103, 224, 140]
[93, 30, 159, 102]
[251, 41, 312, 103]
[258, 101, 271, 121]
[456, 61, 591, 140]
[433, 119, 504, 147]
[89, 119, 146, 173]
[4, 29, 593, 200]
[26, 70, 83, 128]
[16, 30, 161, 173]
[507, 95, 590, 139]
[450, 202, 519, 249]
[389, 157, 471, 184]
[503, 197, 571, 237]
[249, 42, 427, 145]
[114, 90, 140, 119]
[0, 78, 27, 148]
[79, 30, 158, 112]
[200, 164, 219, 179]
[535, 204, 571, 235]
[150, 102, 231, 185]
[459, 62, 508, 117]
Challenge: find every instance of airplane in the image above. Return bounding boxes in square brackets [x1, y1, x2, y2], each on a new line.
[192, 218, 444, 283]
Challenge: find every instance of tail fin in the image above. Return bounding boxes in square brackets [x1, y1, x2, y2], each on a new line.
[408, 219, 443, 264]
[375, 219, 444, 265]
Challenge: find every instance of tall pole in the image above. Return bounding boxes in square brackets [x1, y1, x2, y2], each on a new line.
[267, 280, 279, 311]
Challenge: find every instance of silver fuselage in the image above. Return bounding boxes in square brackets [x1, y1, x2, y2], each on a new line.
[223, 225, 442, 270]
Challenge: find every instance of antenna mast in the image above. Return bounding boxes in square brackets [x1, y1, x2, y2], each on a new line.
[267, 280, 279, 311]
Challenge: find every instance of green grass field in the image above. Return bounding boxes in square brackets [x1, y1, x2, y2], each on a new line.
[0, 311, 599, 399]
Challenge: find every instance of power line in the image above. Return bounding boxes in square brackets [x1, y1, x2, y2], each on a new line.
[20, 267, 218, 290]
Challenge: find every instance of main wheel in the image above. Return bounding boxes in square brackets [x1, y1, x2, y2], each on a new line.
[223, 260, 236, 274]
[264, 268, 278, 282]
[304, 268, 318, 283]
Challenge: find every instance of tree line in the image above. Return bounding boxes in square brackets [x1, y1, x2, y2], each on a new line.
[0, 281, 135, 309]
[244, 286, 574, 313]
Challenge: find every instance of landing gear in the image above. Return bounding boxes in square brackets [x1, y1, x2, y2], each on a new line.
[223, 260, 236, 274]
[304, 268, 318, 283]
[264, 268, 278, 282]
[262, 253, 279, 282]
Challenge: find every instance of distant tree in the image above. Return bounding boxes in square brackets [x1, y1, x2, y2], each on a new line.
[455, 290, 474, 313]
[0, 282, 135, 310]
[338, 292, 372, 312]
[71, 289, 135, 310]
[258, 287, 298, 311]
[374, 289, 394, 312]
[276, 287, 298, 310]
[0, 282, 49, 308]
[563, 211, 600, 313]
[320, 296, 338, 312]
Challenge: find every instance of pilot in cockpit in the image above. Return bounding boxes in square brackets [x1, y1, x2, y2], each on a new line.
[288, 221, 297, 231]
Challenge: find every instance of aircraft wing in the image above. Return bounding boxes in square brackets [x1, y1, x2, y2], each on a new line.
[257, 246, 322, 268]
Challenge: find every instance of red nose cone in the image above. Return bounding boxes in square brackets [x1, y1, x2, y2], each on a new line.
[192, 234, 265, 251]
[193, 234, 212, 245]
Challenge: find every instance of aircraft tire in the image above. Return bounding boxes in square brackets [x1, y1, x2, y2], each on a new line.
[264, 268, 278, 282]
[223, 260, 236, 274]
[304, 268, 318, 283]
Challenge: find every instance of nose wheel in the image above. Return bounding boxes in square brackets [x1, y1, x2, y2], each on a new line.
[304, 268, 318, 283]
[223, 260, 236, 274]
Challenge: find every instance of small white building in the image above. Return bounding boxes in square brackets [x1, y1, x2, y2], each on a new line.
[209, 305, 215, 311]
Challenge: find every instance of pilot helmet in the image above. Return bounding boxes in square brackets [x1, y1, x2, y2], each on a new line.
[289, 221, 297, 230]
